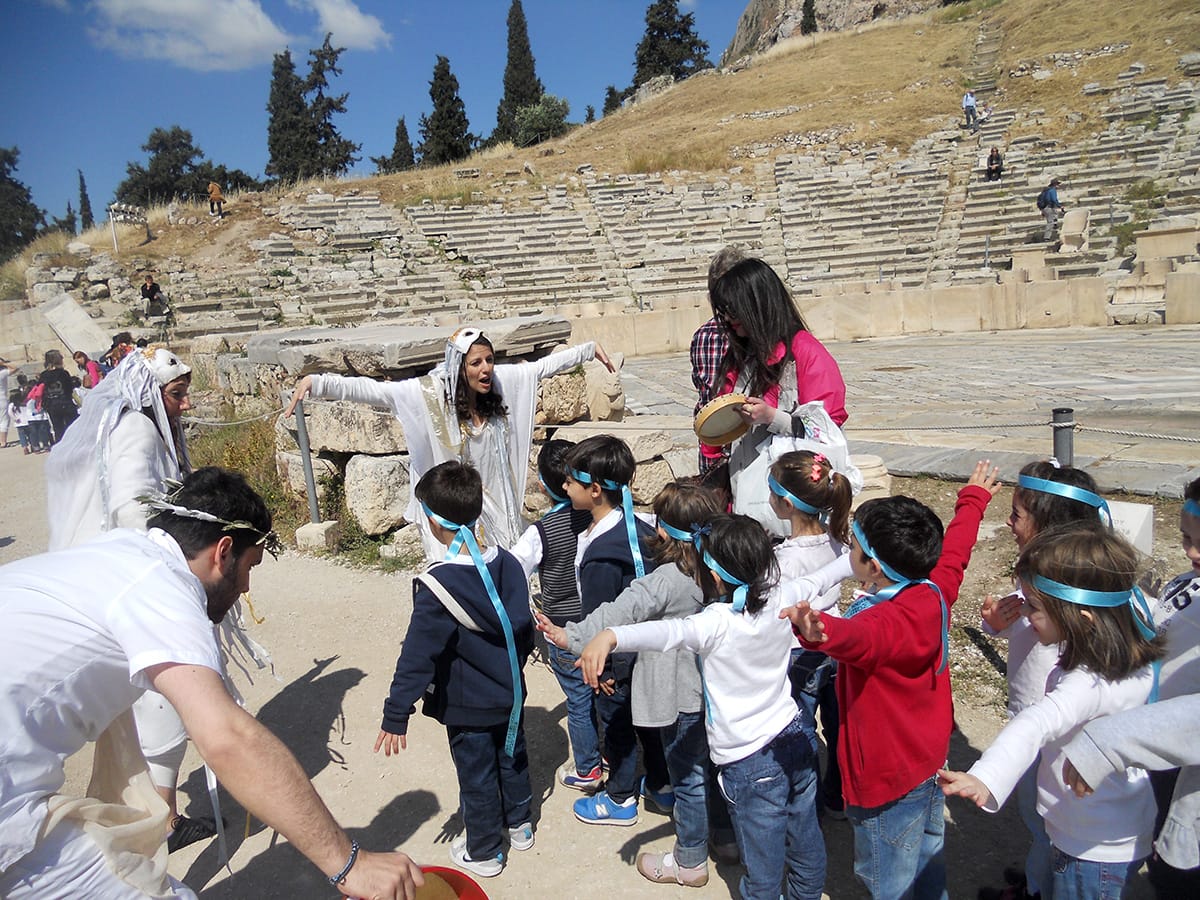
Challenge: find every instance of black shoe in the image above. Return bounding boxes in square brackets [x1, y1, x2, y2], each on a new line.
[167, 814, 218, 853]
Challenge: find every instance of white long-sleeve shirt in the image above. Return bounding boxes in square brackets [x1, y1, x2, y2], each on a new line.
[609, 581, 808, 766]
[968, 664, 1155, 863]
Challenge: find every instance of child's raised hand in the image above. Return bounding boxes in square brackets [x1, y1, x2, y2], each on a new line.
[535, 611, 568, 649]
[966, 460, 1002, 496]
[575, 629, 618, 690]
[980, 592, 1022, 632]
[374, 729, 407, 757]
[937, 768, 994, 807]
[781, 601, 826, 643]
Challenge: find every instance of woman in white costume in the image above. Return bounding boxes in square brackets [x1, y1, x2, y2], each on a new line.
[286, 327, 614, 560]
[44, 347, 217, 852]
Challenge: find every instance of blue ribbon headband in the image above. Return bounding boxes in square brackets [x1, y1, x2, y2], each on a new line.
[1017, 475, 1112, 527]
[849, 520, 949, 674]
[768, 474, 828, 519]
[568, 467, 645, 578]
[538, 474, 570, 514]
[659, 520, 693, 542]
[702, 549, 749, 613]
[421, 502, 524, 756]
[1184, 499, 1200, 519]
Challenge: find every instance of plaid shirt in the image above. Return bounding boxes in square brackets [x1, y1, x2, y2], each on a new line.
[690, 317, 730, 472]
[690, 317, 729, 414]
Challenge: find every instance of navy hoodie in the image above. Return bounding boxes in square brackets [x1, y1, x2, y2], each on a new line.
[381, 547, 533, 735]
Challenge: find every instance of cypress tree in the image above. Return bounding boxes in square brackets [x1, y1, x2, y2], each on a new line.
[585, 105, 596, 123]
[51, 201, 77, 236]
[0, 147, 44, 260]
[494, 0, 543, 144]
[265, 48, 313, 182]
[371, 117, 416, 174]
[417, 56, 474, 166]
[78, 170, 94, 231]
[801, 0, 817, 36]
[633, 0, 711, 88]
[306, 34, 360, 178]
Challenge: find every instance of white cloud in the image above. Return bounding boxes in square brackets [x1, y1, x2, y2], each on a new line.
[289, 0, 391, 51]
[88, 0, 293, 71]
[38, 0, 72, 11]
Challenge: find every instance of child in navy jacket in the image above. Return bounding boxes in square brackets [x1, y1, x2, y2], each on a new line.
[375, 461, 534, 879]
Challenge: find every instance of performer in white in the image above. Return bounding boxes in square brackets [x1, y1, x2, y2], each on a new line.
[286, 327, 614, 559]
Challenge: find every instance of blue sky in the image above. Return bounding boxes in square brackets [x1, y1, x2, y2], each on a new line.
[1, 0, 749, 224]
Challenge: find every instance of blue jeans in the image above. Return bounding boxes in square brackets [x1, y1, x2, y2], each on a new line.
[661, 711, 709, 869]
[848, 776, 947, 900]
[1050, 848, 1141, 900]
[446, 722, 532, 861]
[1016, 759, 1052, 896]
[789, 649, 843, 811]
[594, 675, 638, 803]
[718, 714, 825, 900]
[547, 644, 601, 775]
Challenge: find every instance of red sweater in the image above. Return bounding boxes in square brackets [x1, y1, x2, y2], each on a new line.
[799, 484, 992, 808]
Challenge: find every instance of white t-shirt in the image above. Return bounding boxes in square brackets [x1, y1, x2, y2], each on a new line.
[775, 532, 846, 617]
[0, 528, 221, 873]
[968, 664, 1155, 863]
[609, 581, 808, 766]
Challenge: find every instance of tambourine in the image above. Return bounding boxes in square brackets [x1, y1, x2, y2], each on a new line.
[694, 393, 750, 446]
[416, 866, 488, 899]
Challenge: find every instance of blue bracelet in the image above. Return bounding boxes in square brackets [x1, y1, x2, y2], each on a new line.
[329, 839, 360, 886]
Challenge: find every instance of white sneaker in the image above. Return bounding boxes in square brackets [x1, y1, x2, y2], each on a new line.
[449, 836, 503, 877]
[508, 822, 534, 851]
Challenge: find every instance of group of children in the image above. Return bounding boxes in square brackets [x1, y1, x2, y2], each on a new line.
[372, 428, 1199, 900]
[7, 380, 54, 453]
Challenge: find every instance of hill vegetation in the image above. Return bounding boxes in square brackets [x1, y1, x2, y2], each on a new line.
[6, 0, 1198, 275]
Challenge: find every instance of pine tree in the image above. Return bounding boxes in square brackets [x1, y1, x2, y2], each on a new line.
[116, 127, 261, 205]
[50, 201, 77, 236]
[418, 56, 474, 166]
[585, 105, 596, 123]
[633, 0, 712, 88]
[801, 0, 817, 36]
[371, 117, 416, 174]
[494, 0, 543, 144]
[266, 48, 314, 182]
[602, 85, 631, 116]
[0, 147, 44, 260]
[306, 34, 360, 178]
[78, 170, 94, 231]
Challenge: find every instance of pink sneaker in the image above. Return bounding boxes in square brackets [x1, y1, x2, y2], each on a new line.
[637, 851, 709, 887]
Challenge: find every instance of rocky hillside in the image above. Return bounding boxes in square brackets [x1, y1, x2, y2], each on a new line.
[722, 0, 941, 66]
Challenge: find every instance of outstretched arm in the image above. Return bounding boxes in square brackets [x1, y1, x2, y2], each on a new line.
[937, 768, 995, 808]
[151, 663, 423, 899]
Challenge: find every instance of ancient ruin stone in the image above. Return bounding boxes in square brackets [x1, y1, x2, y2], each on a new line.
[345, 454, 411, 535]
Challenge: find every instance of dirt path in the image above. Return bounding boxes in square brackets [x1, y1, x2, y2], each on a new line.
[5, 442, 1169, 899]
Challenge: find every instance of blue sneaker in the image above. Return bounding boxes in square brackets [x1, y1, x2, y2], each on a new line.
[574, 790, 638, 826]
[641, 776, 676, 815]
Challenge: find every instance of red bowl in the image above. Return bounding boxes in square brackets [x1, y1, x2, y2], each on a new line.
[417, 865, 489, 900]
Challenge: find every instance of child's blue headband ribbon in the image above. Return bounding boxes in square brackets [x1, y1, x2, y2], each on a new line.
[1018, 475, 1112, 527]
[569, 467, 645, 579]
[422, 501, 524, 755]
[1184, 499, 1200, 519]
[768, 474, 829, 519]
[850, 519, 949, 674]
[539, 474, 570, 514]
[702, 549, 749, 613]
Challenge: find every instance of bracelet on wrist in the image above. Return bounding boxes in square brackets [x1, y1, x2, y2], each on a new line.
[328, 839, 360, 887]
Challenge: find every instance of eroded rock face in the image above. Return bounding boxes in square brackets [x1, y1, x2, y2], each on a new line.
[722, 0, 940, 66]
[344, 454, 411, 535]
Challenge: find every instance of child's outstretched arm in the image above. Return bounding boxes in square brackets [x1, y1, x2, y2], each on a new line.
[781, 601, 827, 644]
[534, 611, 568, 649]
[937, 768, 996, 807]
[576, 629, 618, 689]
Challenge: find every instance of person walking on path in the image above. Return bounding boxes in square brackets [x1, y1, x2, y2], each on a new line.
[0, 358, 16, 446]
[207, 182, 224, 217]
[963, 90, 978, 131]
[1038, 178, 1065, 242]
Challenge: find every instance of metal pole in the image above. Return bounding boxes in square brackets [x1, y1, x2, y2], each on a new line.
[290, 395, 322, 524]
[1052, 407, 1075, 467]
[109, 214, 119, 254]
[984, 235, 991, 269]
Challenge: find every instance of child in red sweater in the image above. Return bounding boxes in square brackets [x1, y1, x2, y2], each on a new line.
[784, 461, 1000, 900]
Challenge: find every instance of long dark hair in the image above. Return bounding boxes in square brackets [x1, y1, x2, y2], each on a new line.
[711, 258, 808, 398]
[695, 514, 779, 616]
[453, 335, 508, 422]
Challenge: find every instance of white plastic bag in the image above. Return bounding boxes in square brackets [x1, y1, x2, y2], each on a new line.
[731, 401, 862, 538]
